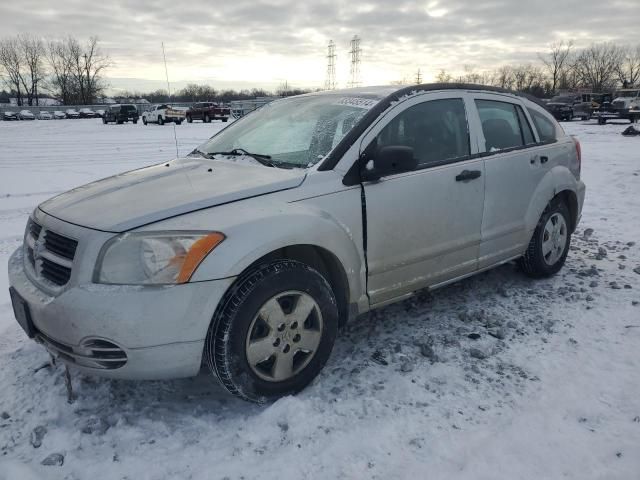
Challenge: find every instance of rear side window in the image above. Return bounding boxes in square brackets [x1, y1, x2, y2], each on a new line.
[527, 108, 558, 143]
[374, 98, 470, 167]
[475, 99, 530, 152]
[516, 107, 535, 145]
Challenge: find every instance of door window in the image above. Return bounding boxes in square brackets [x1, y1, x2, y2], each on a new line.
[476, 99, 531, 151]
[373, 98, 470, 167]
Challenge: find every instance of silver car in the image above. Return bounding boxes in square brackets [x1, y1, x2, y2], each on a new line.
[8, 85, 585, 402]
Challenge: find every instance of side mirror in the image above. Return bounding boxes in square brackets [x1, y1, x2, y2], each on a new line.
[361, 145, 417, 181]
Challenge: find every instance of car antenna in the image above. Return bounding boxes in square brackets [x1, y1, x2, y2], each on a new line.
[162, 42, 179, 158]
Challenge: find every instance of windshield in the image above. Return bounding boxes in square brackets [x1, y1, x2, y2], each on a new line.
[197, 94, 378, 168]
[616, 90, 639, 98]
[122, 105, 137, 112]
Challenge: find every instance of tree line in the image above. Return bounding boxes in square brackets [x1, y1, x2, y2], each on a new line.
[433, 41, 640, 97]
[0, 35, 110, 106]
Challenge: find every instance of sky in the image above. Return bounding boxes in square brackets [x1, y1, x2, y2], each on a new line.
[0, 0, 638, 94]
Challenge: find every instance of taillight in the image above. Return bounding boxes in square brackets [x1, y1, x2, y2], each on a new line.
[572, 136, 581, 176]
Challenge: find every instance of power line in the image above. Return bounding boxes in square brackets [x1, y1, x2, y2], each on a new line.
[325, 40, 337, 90]
[348, 35, 362, 88]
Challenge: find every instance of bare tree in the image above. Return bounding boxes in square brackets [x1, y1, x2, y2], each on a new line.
[539, 40, 573, 93]
[616, 44, 640, 87]
[435, 69, 453, 83]
[46, 36, 110, 105]
[573, 43, 624, 91]
[18, 34, 46, 105]
[46, 38, 76, 105]
[0, 37, 25, 105]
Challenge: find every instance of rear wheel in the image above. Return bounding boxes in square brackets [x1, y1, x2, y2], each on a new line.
[102, 117, 107, 124]
[205, 260, 339, 403]
[158, 116, 164, 125]
[598, 117, 607, 125]
[143, 117, 147, 125]
[187, 115, 193, 123]
[204, 114, 211, 123]
[519, 200, 571, 278]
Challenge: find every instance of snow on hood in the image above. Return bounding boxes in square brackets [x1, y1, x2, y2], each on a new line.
[38, 157, 306, 232]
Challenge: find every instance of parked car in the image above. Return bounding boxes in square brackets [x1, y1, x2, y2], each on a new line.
[597, 89, 640, 124]
[545, 95, 579, 121]
[65, 109, 80, 119]
[142, 104, 185, 125]
[38, 111, 53, 120]
[95, 109, 105, 118]
[3, 111, 18, 121]
[18, 110, 35, 120]
[8, 84, 585, 402]
[53, 111, 66, 120]
[79, 108, 96, 118]
[186, 102, 230, 123]
[103, 104, 139, 124]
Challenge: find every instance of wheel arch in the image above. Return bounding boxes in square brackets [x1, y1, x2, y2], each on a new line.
[231, 244, 352, 327]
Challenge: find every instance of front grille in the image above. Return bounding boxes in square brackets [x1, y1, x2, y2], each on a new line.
[44, 230, 78, 260]
[36, 333, 128, 370]
[24, 218, 78, 287]
[41, 257, 72, 285]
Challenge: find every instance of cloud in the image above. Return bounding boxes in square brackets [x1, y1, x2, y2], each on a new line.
[1, 0, 638, 91]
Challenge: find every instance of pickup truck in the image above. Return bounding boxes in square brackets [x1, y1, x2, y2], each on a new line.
[142, 104, 185, 125]
[597, 89, 640, 124]
[186, 102, 230, 123]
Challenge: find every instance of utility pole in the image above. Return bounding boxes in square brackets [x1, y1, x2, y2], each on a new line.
[415, 68, 422, 85]
[325, 40, 337, 90]
[348, 35, 362, 88]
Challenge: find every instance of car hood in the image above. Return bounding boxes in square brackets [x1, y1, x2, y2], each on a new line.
[39, 157, 307, 232]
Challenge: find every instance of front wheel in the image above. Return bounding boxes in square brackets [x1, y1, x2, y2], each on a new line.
[143, 117, 147, 125]
[187, 115, 193, 123]
[158, 116, 164, 125]
[102, 117, 107, 124]
[205, 260, 339, 403]
[519, 200, 571, 278]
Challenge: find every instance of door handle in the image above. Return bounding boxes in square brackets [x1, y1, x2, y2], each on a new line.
[455, 170, 482, 182]
[540, 156, 549, 164]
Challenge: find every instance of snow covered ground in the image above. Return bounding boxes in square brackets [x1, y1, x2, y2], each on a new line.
[0, 118, 639, 479]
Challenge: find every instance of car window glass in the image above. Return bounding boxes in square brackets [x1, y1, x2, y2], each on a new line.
[475, 99, 525, 151]
[373, 98, 470, 167]
[527, 108, 557, 143]
[516, 106, 535, 144]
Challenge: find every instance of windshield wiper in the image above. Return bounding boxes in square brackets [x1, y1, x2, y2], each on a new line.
[189, 148, 208, 158]
[205, 148, 277, 167]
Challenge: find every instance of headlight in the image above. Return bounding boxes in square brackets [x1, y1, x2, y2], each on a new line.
[95, 231, 225, 285]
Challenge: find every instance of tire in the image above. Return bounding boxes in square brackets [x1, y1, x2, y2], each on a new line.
[102, 117, 107, 124]
[204, 114, 210, 123]
[158, 116, 164, 125]
[519, 199, 572, 278]
[598, 117, 606, 125]
[143, 117, 147, 125]
[187, 115, 192, 123]
[206, 260, 339, 403]
[133, 120, 138, 124]
[176, 120, 182, 125]
[222, 118, 228, 122]
[117, 119, 123, 125]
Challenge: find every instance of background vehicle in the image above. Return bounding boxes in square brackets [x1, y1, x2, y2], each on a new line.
[18, 110, 35, 120]
[95, 109, 105, 118]
[103, 104, 139, 124]
[79, 108, 96, 118]
[53, 111, 66, 120]
[142, 104, 185, 125]
[38, 111, 53, 120]
[572, 93, 612, 120]
[545, 94, 579, 121]
[65, 109, 80, 119]
[186, 102, 230, 123]
[597, 89, 640, 124]
[3, 111, 18, 121]
[8, 85, 585, 403]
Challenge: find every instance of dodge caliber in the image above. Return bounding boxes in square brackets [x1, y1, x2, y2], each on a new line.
[8, 84, 585, 402]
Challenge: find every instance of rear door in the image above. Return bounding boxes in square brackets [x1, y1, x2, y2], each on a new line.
[469, 94, 553, 268]
[360, 93, 485, 306]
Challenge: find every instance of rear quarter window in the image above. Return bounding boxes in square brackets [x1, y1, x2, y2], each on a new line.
[527, 107, 563, 143]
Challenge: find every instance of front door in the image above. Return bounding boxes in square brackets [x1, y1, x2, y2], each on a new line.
[360, 94, 485, 306]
